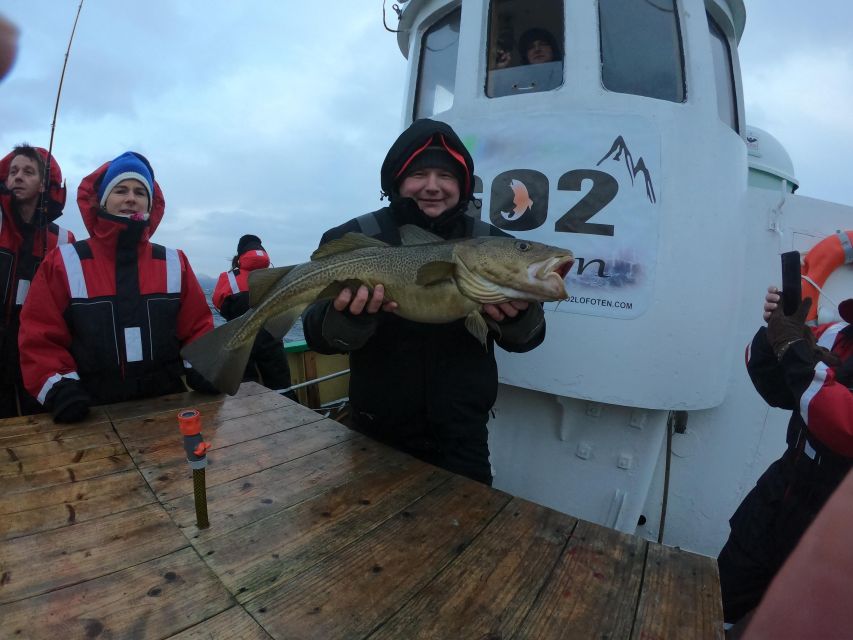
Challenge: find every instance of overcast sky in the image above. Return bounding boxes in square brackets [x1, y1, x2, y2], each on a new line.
[1, 1, 851, 279]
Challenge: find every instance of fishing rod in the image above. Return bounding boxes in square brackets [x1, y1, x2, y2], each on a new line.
[38, 0, 84, 254]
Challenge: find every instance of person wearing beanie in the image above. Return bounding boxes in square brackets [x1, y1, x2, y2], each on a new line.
[302, 118, 547, 485]
[212, 235, 294, 397]
[518, 27, 561, 65]
[0, 144, 75, 417]
[717, 285, 853, 630]
[96, 150, 154, 220]
[18, 151, 216, 423]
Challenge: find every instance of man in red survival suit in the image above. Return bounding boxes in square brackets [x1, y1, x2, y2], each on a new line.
[0, 145, 75, 417]
[718, 286, 853, 627]
[212, 234, 293, 396]
[19, 151, 216, 423]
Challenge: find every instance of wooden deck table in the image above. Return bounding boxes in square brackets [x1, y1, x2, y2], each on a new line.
[0, 383, 723, 639]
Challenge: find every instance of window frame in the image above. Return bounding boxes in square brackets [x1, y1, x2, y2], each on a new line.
[483, 0, 566, 99]
[706, 9, 740, 133]
[412, 5, 463, 120]
[597, 0, 687, 104]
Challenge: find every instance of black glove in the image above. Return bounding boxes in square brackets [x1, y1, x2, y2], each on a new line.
[185, 368, 220, 395]
[495, 303, 545, 345]
[767, 297, 841, 367]
[47, 378, 91, 424]
[321, 303, 379, 352]
[766, 297, 813, 359]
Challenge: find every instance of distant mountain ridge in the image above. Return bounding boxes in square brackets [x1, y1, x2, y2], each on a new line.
[196, 273, 217, 294]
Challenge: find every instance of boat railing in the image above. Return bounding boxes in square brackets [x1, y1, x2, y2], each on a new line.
[274, 368, 351, 396]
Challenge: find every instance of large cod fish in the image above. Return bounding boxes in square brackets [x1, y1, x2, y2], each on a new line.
[182, 225, 573, 395]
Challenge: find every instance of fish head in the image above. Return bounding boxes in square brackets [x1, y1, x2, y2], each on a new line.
[453, 237, 573, 303]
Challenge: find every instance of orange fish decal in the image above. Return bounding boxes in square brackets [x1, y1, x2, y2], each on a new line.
[500, 179, 534, 221]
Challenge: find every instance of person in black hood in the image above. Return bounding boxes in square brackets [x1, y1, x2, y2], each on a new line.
[301, 118, 546, 485]
[518, 28, 561, 65]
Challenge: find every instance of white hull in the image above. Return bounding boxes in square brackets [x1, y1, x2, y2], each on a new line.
[492, 190, 853, 557]
[393, 0, 852, 557]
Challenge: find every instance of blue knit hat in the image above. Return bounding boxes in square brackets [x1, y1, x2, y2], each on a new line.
[98, 151, 154, 212]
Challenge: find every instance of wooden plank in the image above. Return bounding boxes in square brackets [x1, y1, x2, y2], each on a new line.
[166, 606, 272, 640]
[119, 398, 326, 470]
[165, 436, 392, 537]
[104, 382, 276, 423]
[372, 497, 578, 640]
[102, 389, 229, 423]
[0, 408, 109, 438]
[143, 417, 357, 503]
[512, 519, 647, 640]
[0, 547, 234, 640]
[0, 468, 156, 540]
[0, 453, 135, 495]
[248, 475, 511, 640]
[0, 441, 127, 476]
[0, 420, 117, 448]
[2, 428, 121, 462]
[113, 390, 300, 450]
[303, 350, 321, 409]
[232, 381, 275, 397]
[198, 460, 449, 603]
[0, 503, 187, 604]
[631, 544, 724, 640]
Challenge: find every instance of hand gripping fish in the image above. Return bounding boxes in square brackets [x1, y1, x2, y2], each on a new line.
[181, 225, 574, 395]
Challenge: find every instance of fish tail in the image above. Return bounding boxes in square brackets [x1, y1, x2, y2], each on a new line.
[181, 313, 256, 396]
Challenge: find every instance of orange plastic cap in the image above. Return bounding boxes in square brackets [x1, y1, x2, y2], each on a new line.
[177, 408, 202, 436]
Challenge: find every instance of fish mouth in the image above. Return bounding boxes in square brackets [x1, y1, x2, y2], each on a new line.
[535, 255, 574, 280]
[529, 255, 573, 298]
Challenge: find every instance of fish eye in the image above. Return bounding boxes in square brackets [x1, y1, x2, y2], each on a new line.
[515, 241, 531, 252]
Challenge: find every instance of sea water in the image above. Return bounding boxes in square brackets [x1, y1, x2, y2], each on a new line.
[206, 295, 304, 342]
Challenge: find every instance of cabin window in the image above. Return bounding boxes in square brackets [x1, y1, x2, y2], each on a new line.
[414, 8, 461, 119]
[598, 0, 685, 103]
[485, 0, 565, 98]
[708, 13, 739, 131]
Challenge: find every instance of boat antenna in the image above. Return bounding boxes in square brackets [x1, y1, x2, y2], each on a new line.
[38, 0, 84, 251]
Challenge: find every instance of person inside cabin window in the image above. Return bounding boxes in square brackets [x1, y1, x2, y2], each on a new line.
[0, 145, 75, 418]
[717, 286, 853, 629]
[518, 27, 561, 65]
[18, 151, 217, 423]
[301, 118, 547, 486]
[492, 38, 513, 69]
[212, 234, 294, 399]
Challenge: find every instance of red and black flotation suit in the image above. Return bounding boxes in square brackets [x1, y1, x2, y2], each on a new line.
[0, 148, 74, 412]
[19, 158, 213, 405]
[213, 248, 293, 390]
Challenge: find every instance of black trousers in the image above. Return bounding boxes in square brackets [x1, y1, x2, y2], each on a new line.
[717, 447, 847, 623]
[352, 412, 493, 486]
[0, 381, 43, 419]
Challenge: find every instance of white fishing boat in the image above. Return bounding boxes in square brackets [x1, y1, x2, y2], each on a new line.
[383, 0, 853, 558]
[14, 2, 853, 634]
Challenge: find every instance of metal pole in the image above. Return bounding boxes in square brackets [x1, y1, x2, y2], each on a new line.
[275, 368, 350, 395]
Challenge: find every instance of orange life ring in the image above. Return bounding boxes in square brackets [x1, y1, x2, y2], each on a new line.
[801, 230, 853, 325]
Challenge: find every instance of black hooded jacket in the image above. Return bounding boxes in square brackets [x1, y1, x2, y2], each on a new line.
[301, 119, 545, 470]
